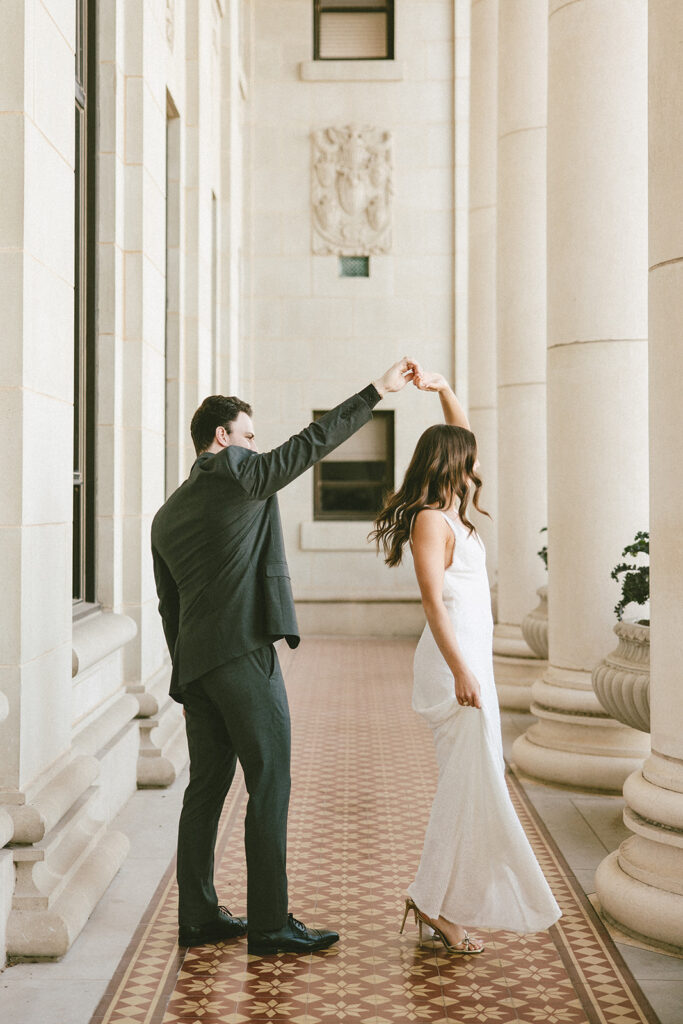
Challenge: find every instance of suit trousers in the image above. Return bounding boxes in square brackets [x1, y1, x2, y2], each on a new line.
[176, 644, 291, 932]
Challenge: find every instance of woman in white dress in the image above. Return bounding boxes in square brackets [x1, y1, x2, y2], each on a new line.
[371, 371, 561, 955]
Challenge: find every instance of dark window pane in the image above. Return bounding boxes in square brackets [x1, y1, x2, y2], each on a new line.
[73, 0, 96, 605]
[313, 410, 394, 520]
[319, 483, 385, 516]
[320, 461, 386, 482]
[73, 484, 82, 601]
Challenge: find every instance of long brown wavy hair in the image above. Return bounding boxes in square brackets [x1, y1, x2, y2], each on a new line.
[370, 424, 489, 567]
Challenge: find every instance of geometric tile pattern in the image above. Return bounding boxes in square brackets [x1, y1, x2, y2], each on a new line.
[90, 638, 661, 1024]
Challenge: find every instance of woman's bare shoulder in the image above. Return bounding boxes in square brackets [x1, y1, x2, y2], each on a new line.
[412, 508, 449, 536]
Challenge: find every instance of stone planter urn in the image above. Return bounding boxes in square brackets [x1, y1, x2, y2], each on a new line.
[521, 585, 548, 660]
[591, 621, 650, 733]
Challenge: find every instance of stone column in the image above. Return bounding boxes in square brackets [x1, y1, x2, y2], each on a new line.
[121, 1, 187, 785]
[0, 1, 128, 957]
[595, 0, 683, 949]
[453, 0, 470, 409]
[467, 0, 498, 580]
[511, 0, 650, 790]
[0, 691, 13, 963]
[492, 0, 548, 709]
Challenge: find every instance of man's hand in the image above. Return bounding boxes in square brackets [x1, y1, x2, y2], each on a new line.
[373, 357, 421, 398]
[413, 369, 449, 393]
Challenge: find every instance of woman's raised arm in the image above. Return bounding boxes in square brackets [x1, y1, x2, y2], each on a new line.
[413, 372, 470, 430]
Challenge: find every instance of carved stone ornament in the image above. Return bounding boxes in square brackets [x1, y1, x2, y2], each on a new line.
[166, 0, 175, 50]
[311, 125, 393, 256]
[591, 621, 650, 734]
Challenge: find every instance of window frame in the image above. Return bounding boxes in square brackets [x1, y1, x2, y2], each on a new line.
[73, 0, 97, 608]
[313, 0, 395, 62]
[312, 409, 395, 522]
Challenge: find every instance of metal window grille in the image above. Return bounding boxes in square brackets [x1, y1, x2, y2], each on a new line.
[314, 1, 394, 61]
[313, 410, 394, 520]
[340, 256, 370, 277]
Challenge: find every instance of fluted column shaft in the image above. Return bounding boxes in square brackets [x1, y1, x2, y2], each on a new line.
[467, 0, 498, 580]
[512, 0, 650, 789]
[492, 0, 548, 708]
[596, 0, 683, 950]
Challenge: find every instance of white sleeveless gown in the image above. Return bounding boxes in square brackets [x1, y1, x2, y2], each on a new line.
[407, 511, 561, 934]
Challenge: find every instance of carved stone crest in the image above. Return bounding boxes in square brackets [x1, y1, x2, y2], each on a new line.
[311, 125, 393, 256]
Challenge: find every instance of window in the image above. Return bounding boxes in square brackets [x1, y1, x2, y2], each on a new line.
[314, 1, 394, 61]
[313, 411, 394, 520]
[73, 0, 96, 605]
[339, 256, 369, 277]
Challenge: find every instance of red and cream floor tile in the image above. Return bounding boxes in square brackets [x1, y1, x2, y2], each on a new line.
[90, 638, 661, 1024]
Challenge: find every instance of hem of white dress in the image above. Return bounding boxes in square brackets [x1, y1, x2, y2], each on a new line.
[406, 884, 562, 936]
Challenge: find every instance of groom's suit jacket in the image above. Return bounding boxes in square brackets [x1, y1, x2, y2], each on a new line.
[151, 385, 380, 701]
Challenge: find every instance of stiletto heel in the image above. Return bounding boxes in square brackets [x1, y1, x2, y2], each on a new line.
[399, 897, 412, 935]
[399, 896, 485, 955]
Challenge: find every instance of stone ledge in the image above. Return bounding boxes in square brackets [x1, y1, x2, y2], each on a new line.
[137, 695, 188, 788]
[6, 755, 99, 845]
[72, 694, 140, 759]
[299, 59, 403, 82]
[72, 611, 137, 678]
[130, 664, 170, 719]
[6, 828, 129, 958]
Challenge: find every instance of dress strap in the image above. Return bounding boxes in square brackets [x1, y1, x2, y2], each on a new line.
[438, 510, 459, 534]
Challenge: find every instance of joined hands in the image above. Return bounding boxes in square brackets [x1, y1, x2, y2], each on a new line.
[373, 359, 451, 398]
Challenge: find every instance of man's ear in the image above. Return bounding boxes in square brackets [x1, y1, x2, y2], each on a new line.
[215, 425, 230, 448]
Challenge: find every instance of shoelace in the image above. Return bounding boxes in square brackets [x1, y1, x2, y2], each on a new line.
[217, 905, 235, 918]
[288, 914, 307, 933]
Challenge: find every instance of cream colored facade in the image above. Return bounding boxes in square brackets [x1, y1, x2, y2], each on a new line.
[0, 0, 682, 965]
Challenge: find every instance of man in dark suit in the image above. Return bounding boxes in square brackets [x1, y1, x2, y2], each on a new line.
[151, 358, 418, 954]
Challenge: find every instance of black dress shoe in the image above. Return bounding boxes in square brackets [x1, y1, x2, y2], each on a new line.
[248, 913, 339, 955]
[178, 906, 247, 947]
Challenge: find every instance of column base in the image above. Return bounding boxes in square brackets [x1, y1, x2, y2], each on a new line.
[511, 665, 650, 791]
[595, 755, 683, 951]
[493, 625, 545, 710]
[511, 731, 647, 792]
[596, 848, 683, 953]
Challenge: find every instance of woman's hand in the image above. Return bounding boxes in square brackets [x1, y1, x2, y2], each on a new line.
[453, 666, 482, 709]
[412, 370, 471, 429]
[413, 369, 449, 393]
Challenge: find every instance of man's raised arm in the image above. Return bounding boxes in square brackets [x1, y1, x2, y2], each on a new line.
[227, 358, 419, 501]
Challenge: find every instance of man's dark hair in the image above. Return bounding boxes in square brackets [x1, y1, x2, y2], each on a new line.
[190, 395, 253, 455]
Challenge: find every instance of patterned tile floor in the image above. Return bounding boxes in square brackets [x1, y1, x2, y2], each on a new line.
[89, 638, 662, 1024]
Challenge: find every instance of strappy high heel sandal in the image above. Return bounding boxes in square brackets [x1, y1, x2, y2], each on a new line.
[399, 897, 485, 955]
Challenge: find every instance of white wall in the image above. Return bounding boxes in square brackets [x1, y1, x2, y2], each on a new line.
[247, 0, 456, 623]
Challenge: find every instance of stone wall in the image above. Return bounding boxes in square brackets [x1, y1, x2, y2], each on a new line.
[246, 0, 456, 634]
[0, 0, 243, 961]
